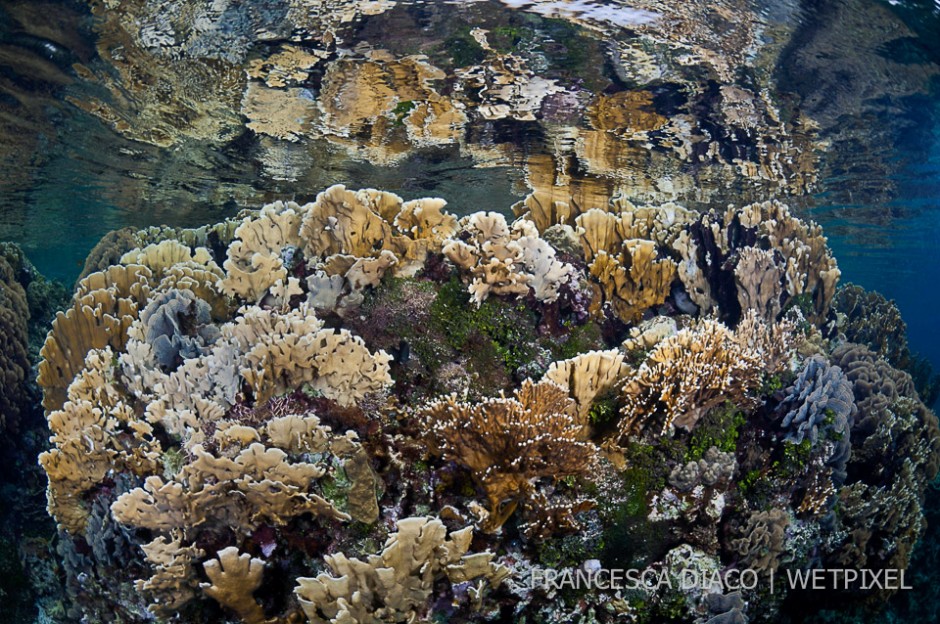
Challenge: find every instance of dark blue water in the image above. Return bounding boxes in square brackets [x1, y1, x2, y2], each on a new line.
[816, 91, 940, 372]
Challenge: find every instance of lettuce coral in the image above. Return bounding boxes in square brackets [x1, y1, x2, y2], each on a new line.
[833, 283, 940, 403]
[731, 509, 789, 574]
[778, 355, 856, 486]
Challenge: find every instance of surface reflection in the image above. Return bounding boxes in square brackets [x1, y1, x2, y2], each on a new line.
[0, 0, 938, 321]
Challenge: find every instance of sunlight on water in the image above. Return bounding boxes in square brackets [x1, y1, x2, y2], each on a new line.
[490, 0, 660, 27]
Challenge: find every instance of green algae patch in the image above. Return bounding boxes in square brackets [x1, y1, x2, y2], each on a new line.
[552, 320, 606, 361]
[537, 532, 602, 569]
[686, 403, 746, 461]
[161, 447, 186, 480]
[319, 466, 351, 515]
[430, 277, 540, 375]
[588, 393, 619, 430]
[441, 26, 486, 67]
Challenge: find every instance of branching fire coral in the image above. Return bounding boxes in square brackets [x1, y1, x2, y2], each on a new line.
[40, 347, 162, 534]
[422, 379, 598, 531]
[201, 547, 271, 624]
[617, 317, 787, 439]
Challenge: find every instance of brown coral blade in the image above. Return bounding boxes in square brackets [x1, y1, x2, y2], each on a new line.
[543, 349, 629, 429]
[301, 184, 398, 258]
[201, 547, 272, 624]
[422, 379, 597, 531]
[581, 222, 676, 323]
[38, 264, 152, 411]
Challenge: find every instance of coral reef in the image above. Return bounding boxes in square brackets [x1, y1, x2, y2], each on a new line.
[4, 0, 940, 620]
[0, 245, 72, 623]
[30, 186, 940, 624]
[0, 250, 30, 433]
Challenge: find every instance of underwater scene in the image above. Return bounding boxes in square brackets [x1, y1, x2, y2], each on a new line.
[2, 0, 940, 622]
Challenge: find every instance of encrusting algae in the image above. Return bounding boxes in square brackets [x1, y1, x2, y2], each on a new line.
[33, 184, 940, 623]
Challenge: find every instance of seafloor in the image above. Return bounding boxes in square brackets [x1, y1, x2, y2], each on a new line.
[1, 1, 940, 623]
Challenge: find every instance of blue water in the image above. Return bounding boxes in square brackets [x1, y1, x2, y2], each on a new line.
[817, 94, 940, 372]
